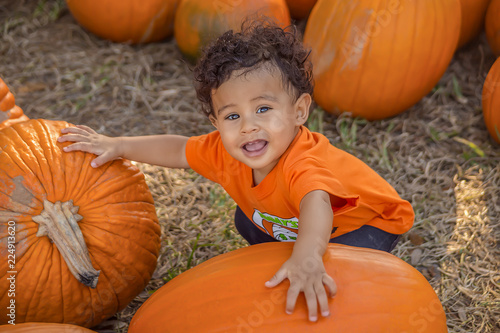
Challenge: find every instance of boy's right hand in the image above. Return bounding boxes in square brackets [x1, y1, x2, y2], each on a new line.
[58, 125, 122, 168]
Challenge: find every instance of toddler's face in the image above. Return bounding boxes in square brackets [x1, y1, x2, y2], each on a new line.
[210, 66, 310, 184]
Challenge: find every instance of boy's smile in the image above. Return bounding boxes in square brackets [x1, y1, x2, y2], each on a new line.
[241, 139, 268, 157]
[210, 65, 311, 185]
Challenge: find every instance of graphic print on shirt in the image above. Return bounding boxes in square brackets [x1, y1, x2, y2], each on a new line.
[252, 209, 298, 241]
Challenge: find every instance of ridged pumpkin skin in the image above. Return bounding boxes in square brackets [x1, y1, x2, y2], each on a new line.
[0, 119, 161, 327]
[304, 0, 461, 120]
[174, 0, 291, 60]
[486, 0, 500, 56]
[457, 0, 491, 48]
[482, 57, 500, 143]
[66, 0, 180, 43]
[0, 78, 29, 130]
[0, 322, 97, 332]
[128, 243, 448, 333]
[285, 0, 317, 20]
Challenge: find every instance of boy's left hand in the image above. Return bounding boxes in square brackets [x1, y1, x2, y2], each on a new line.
[265, 253, 336, 322]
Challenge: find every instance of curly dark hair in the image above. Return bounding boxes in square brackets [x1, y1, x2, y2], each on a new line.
[193, 20, 314, 117]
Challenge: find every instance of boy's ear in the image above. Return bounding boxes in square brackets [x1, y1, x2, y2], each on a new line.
[209, 114, 218, 129]
[295, 93, 312, 125]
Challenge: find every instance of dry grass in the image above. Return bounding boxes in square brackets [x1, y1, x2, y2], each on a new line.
[1, 1, 499, 332]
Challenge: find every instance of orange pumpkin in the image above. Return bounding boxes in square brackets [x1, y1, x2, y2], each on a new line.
[0, 78, 29, 130]
[174, 0, 291, 60]
[0, 119, 161, 327]
[303, 0, 461, 120]
[486, 0, 500, 56]
[0, 322, 97, 332]
[285, 0, 317, 20]
[482, 57, 500, 143]
[457, 0, 491, 49]
[66, 0, 180, 43]
[128, 243, 448, 333]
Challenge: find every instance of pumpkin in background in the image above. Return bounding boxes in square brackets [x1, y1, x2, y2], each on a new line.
[66, 0, 180, 43]
[128, 243, 448, 333]
[0, 119, 161, 327]
[0, 78, 29, 130]
[457, 0, 491, 48]
[174, 0, 291, 60]
[486, 0, 500, 56]
[303, 0, 461, 120]
[482, 57, 500, 143]
[285, 0, 317, 20]
[0, 323, 97, 332]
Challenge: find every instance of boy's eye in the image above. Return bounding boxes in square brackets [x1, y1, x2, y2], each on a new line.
[225, 114, 239, 120]
[257, 106, 270, 113]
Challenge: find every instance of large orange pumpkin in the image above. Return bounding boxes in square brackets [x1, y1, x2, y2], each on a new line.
[482, 57, 500, 143]
[486, 0, 500, 56]
[303, 0, 461, 120]
[457, 0, 491, 49]
[0, 323, 97, 332]
[285, 0, 317, 20]
[66, 0, 180, 43]
[174, 0, 291, 60]
[0, 119, 161, 327]
[128, 243, 448, 333]
[0, 78, 29, 130]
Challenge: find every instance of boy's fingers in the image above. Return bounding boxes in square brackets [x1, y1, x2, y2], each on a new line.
[76, 124, 97, 134]
[62, 142, 90, 152]
[265, 268, 287, 288]
[314, 281, 330, 317]
[304, 285, 318, 322]
[323, 274, 337, 298]
[91, 155, 106, 168]
[58, 133, 90, 143]
[285, 283, 300, 315]
[60, 126, 90, 136]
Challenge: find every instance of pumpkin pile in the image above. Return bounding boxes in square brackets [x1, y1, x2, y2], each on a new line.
[63, 0, 500, 142]
[0, 118, 161, 328]
[128, 243, 448, 332]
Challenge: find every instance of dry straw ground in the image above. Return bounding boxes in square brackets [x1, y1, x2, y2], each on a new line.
[1, 1, 499, 332]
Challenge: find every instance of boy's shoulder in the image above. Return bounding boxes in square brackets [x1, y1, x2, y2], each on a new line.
[284, 126, 336, 162]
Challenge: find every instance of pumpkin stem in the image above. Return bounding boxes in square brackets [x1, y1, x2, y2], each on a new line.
[33, 199, 100, 288]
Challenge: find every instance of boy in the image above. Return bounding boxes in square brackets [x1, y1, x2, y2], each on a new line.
[58, 22, 414, 322]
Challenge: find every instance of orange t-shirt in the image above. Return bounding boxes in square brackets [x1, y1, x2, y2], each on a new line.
[185, 126, 414, 241]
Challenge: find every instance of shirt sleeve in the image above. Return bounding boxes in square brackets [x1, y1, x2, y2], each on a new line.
[185, 131, 226, 184]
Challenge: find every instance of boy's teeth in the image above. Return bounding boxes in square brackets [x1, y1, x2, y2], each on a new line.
[245, 140, 266, 152]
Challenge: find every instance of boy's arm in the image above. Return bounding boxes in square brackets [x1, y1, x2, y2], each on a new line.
[58, 125, 190, 169]
[265, 190, 337, 322]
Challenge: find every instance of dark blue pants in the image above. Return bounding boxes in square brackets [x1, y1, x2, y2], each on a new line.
[234, 206, 400, 253]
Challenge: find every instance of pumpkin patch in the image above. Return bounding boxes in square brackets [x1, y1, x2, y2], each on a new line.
[0, 119, 161, 327]
[128, 243, 448, 333]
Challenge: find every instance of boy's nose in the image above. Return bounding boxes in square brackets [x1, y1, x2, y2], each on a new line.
[240, 116, 259, 134]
